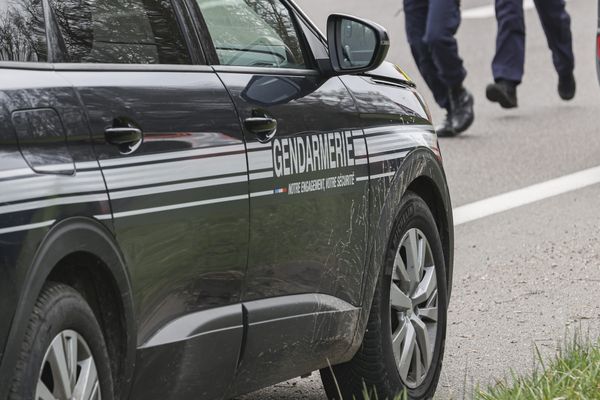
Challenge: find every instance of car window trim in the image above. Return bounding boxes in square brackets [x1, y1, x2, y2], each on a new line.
[52, 63, 214, 72]
[285, 0, 327, 45]
[0, 62, 54, 71]
[183, 0, 220, 65]
[212, 65, 319, 76]
[43, 0, 198, 66]
[190, 0, 319, 72]
[173, 0, 207, 65]
[0, 62, 215, 72]
[282, 0, 317, 69]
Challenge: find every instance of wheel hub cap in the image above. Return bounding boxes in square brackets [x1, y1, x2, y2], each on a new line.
[36, 330, 101, 400]
[390, 228, 439, 388]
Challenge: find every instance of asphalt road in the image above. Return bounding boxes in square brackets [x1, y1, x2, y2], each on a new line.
[239, 0, 600, 398]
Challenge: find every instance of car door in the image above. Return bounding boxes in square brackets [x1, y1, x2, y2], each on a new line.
[48, 1, 248, 398]
[193, 0, 370, 393]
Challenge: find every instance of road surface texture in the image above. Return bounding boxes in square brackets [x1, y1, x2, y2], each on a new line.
[237, 0, 600, 398]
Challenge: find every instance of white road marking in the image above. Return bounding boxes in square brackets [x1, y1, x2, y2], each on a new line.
[462, 0, 534, 20]
[454, 165, 600, 226]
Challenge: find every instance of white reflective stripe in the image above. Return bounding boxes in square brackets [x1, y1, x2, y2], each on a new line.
[246, 142, 272, 150]
[0, 194, 108, 216]
[100, 144, 245, 168]
[372, 171, 397, 179]
[364, 126, 395, 135]
[368, 151, 409, 164]
[368, 143, 412, 156]
[367, 135, 414, 152]
[353, 142, 368, 158]
[357, 171, 397, 182]
[0, 171, 107, 204]
[103, 154, 247, 189]
[248, 151, 273, 171]
[250, 190, 274, 198]
[33, 163, 75, 172]
[0, 168, 35, 180]
[355, 158, 369, 165]
[0, 220, 55, 235]
[110, 175, 248, 200]
[94, 214, 113, 221]
[364, 125, 433, 135]
[112, 194, 248, 219]
[249, 171, 274, 180]
[75, 161, 102, 170]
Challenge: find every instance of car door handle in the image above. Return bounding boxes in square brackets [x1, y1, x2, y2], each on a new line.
[244, 116, 277, 143]
[105, 127, 143, 154]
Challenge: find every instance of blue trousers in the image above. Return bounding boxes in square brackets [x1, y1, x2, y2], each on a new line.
[493, 0, 574, 84]
[404, 0, 467, 110]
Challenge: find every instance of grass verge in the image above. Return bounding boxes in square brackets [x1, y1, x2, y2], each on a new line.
[476, 334, 600, 400]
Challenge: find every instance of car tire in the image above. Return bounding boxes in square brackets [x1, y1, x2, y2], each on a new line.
[9, 282, 114, 400]
[321, 192, 447, 400]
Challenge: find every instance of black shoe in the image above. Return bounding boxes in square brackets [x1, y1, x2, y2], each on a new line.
[486, 80, 518, 109]
[449, 86, 474, 135]
[558, 73, 576, 100]
[436, 111, 456, 137]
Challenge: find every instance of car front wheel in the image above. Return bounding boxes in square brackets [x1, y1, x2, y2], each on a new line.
[321, 192, 448, 400]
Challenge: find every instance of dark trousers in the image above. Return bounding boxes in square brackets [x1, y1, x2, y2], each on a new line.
[404, 0, 467, 110]
[493, 0, 574, 84]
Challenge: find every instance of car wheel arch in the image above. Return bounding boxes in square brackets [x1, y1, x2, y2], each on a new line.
[0, 217, 136, 400]
[406, 174, 454, 299]
[348, 149, 454, 358]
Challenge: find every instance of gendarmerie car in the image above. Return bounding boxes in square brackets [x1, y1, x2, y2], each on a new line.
[597, 0, 600, 81]
[0, 1, 453, 399]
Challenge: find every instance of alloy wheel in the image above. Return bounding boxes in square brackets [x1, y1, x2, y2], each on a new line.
[36, 330, 101, 400]
[390, 228, 439, 388]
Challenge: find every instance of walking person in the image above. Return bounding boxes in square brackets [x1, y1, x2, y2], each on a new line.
[486, 0, 575, 108]
[403, 0, 475, 137]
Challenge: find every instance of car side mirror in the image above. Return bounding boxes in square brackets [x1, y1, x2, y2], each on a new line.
[327, 14, 390, 75]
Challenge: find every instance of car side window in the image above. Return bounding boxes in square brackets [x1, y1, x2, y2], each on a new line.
[48, 0, 191, 64]
[0, 0, 47, 62]
[196, 0, 307, 69]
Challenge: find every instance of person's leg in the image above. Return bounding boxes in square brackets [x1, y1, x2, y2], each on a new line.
[533, 0, 575, 100]
[422, 0, 473, 135]
[492, 0, 525, 84]
[422, 0, 466, 89]
[532, 0, 574, 78]
[403, 0, 450, 109]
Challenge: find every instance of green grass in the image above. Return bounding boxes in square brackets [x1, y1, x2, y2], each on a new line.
[355, 334, 600, 400]
[476, 334, 600, 400]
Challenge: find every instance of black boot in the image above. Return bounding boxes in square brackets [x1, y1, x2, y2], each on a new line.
[486, 80, 518, 109]
[558, 72, 576, 100]
[449, 86, 474, 135]
[436, 109, 456, 137]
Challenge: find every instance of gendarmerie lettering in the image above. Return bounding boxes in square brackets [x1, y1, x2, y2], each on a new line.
[273, 131, 355, 178]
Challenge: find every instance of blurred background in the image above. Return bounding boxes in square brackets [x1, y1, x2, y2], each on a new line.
[239, 0, 600, 398]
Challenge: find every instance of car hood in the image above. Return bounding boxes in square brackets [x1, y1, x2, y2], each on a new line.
[363, 61, 415, 87]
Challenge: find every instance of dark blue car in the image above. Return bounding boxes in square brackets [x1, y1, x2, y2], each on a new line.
[0, 1, 453, 399]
